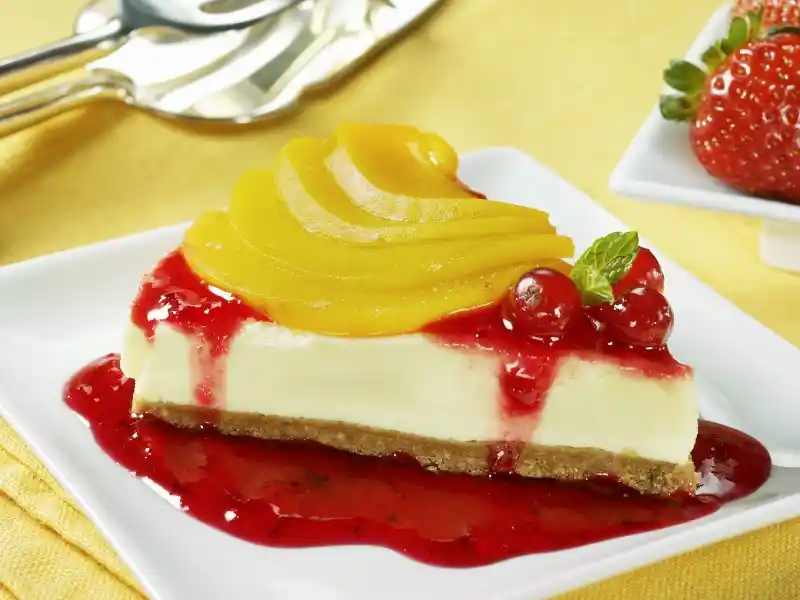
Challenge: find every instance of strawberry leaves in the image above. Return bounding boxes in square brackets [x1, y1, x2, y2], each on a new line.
[662, 60, 706, 92]
[660, 9, 763, 122]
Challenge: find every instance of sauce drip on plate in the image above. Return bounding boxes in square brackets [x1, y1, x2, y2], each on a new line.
[64, 354, 771, 568]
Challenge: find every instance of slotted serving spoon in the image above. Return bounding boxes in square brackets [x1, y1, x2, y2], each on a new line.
[0, 0, 302, 95]
[0, 0, 442, 137]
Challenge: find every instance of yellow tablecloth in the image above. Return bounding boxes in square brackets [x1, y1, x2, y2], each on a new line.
[1, 1, 799, 598]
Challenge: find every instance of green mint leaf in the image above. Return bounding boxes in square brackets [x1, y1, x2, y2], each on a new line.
[570, 231, 640, 305]
[570, 264, 615, 305]
[574, 231, 639, 282]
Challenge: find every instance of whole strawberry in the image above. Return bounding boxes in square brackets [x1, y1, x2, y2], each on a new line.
[661, 11, 800, 202]
[734, 0, 800, 30]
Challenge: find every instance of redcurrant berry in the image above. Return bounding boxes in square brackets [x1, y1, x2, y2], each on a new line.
[504, 268, 581, 337]
[594, 287, 673, 347]
[614, 247, 665, 295]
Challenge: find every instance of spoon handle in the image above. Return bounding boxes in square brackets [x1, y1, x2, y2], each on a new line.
[0, 70, 130, 139]
[0, 19, 126, 97]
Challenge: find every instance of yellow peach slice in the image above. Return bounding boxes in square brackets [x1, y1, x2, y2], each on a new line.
[226, 171, 574, 290]
[335, 123, 466, 196]
[180, 122, 576, 336]
[327, 123, 538, 222]
[278, 138, 391, 230]
[182, 211, 565, 336]
[275, 138, 555, 243]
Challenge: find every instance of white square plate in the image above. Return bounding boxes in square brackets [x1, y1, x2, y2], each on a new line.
[1, 148, 799, 600]
[610, 4, 800, 224]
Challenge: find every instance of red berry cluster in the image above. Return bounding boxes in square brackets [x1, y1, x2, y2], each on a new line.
[503, 248, 673, 347]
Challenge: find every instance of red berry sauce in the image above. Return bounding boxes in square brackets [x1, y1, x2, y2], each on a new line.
[423, 300, 687, 461]
[65, 354, 771, 567]
[129, 250, 270, 408]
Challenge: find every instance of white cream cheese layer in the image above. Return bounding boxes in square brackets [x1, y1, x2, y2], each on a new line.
[122, 321, 698, 465]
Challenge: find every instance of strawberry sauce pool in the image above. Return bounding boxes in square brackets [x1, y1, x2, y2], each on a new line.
[65, 354, 771, 567]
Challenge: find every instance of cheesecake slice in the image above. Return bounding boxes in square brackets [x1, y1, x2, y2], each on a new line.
[121, 123, 699, 496]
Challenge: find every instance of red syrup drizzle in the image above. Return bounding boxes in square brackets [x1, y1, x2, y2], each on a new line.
[65, 353, 771, 567]
[422, 304, 690, 471]
[129, 250, 270, 408]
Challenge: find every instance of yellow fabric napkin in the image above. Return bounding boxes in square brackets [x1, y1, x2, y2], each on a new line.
[1, 0, 799, 598]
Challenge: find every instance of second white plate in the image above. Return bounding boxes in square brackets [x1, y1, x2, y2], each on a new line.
[609, 4, 800, 221]
[609, 4, 800, 271]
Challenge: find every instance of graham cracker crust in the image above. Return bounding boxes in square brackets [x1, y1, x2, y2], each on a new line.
[138, 400, 698, 496]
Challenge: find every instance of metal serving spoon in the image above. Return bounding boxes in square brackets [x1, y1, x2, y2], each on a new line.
[0, 0, 442, 138]
[0, 0, 301, 96]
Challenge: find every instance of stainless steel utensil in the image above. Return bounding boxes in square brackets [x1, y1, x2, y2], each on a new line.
[0, 0, 442, 138]
[0, 0, 302, 96]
